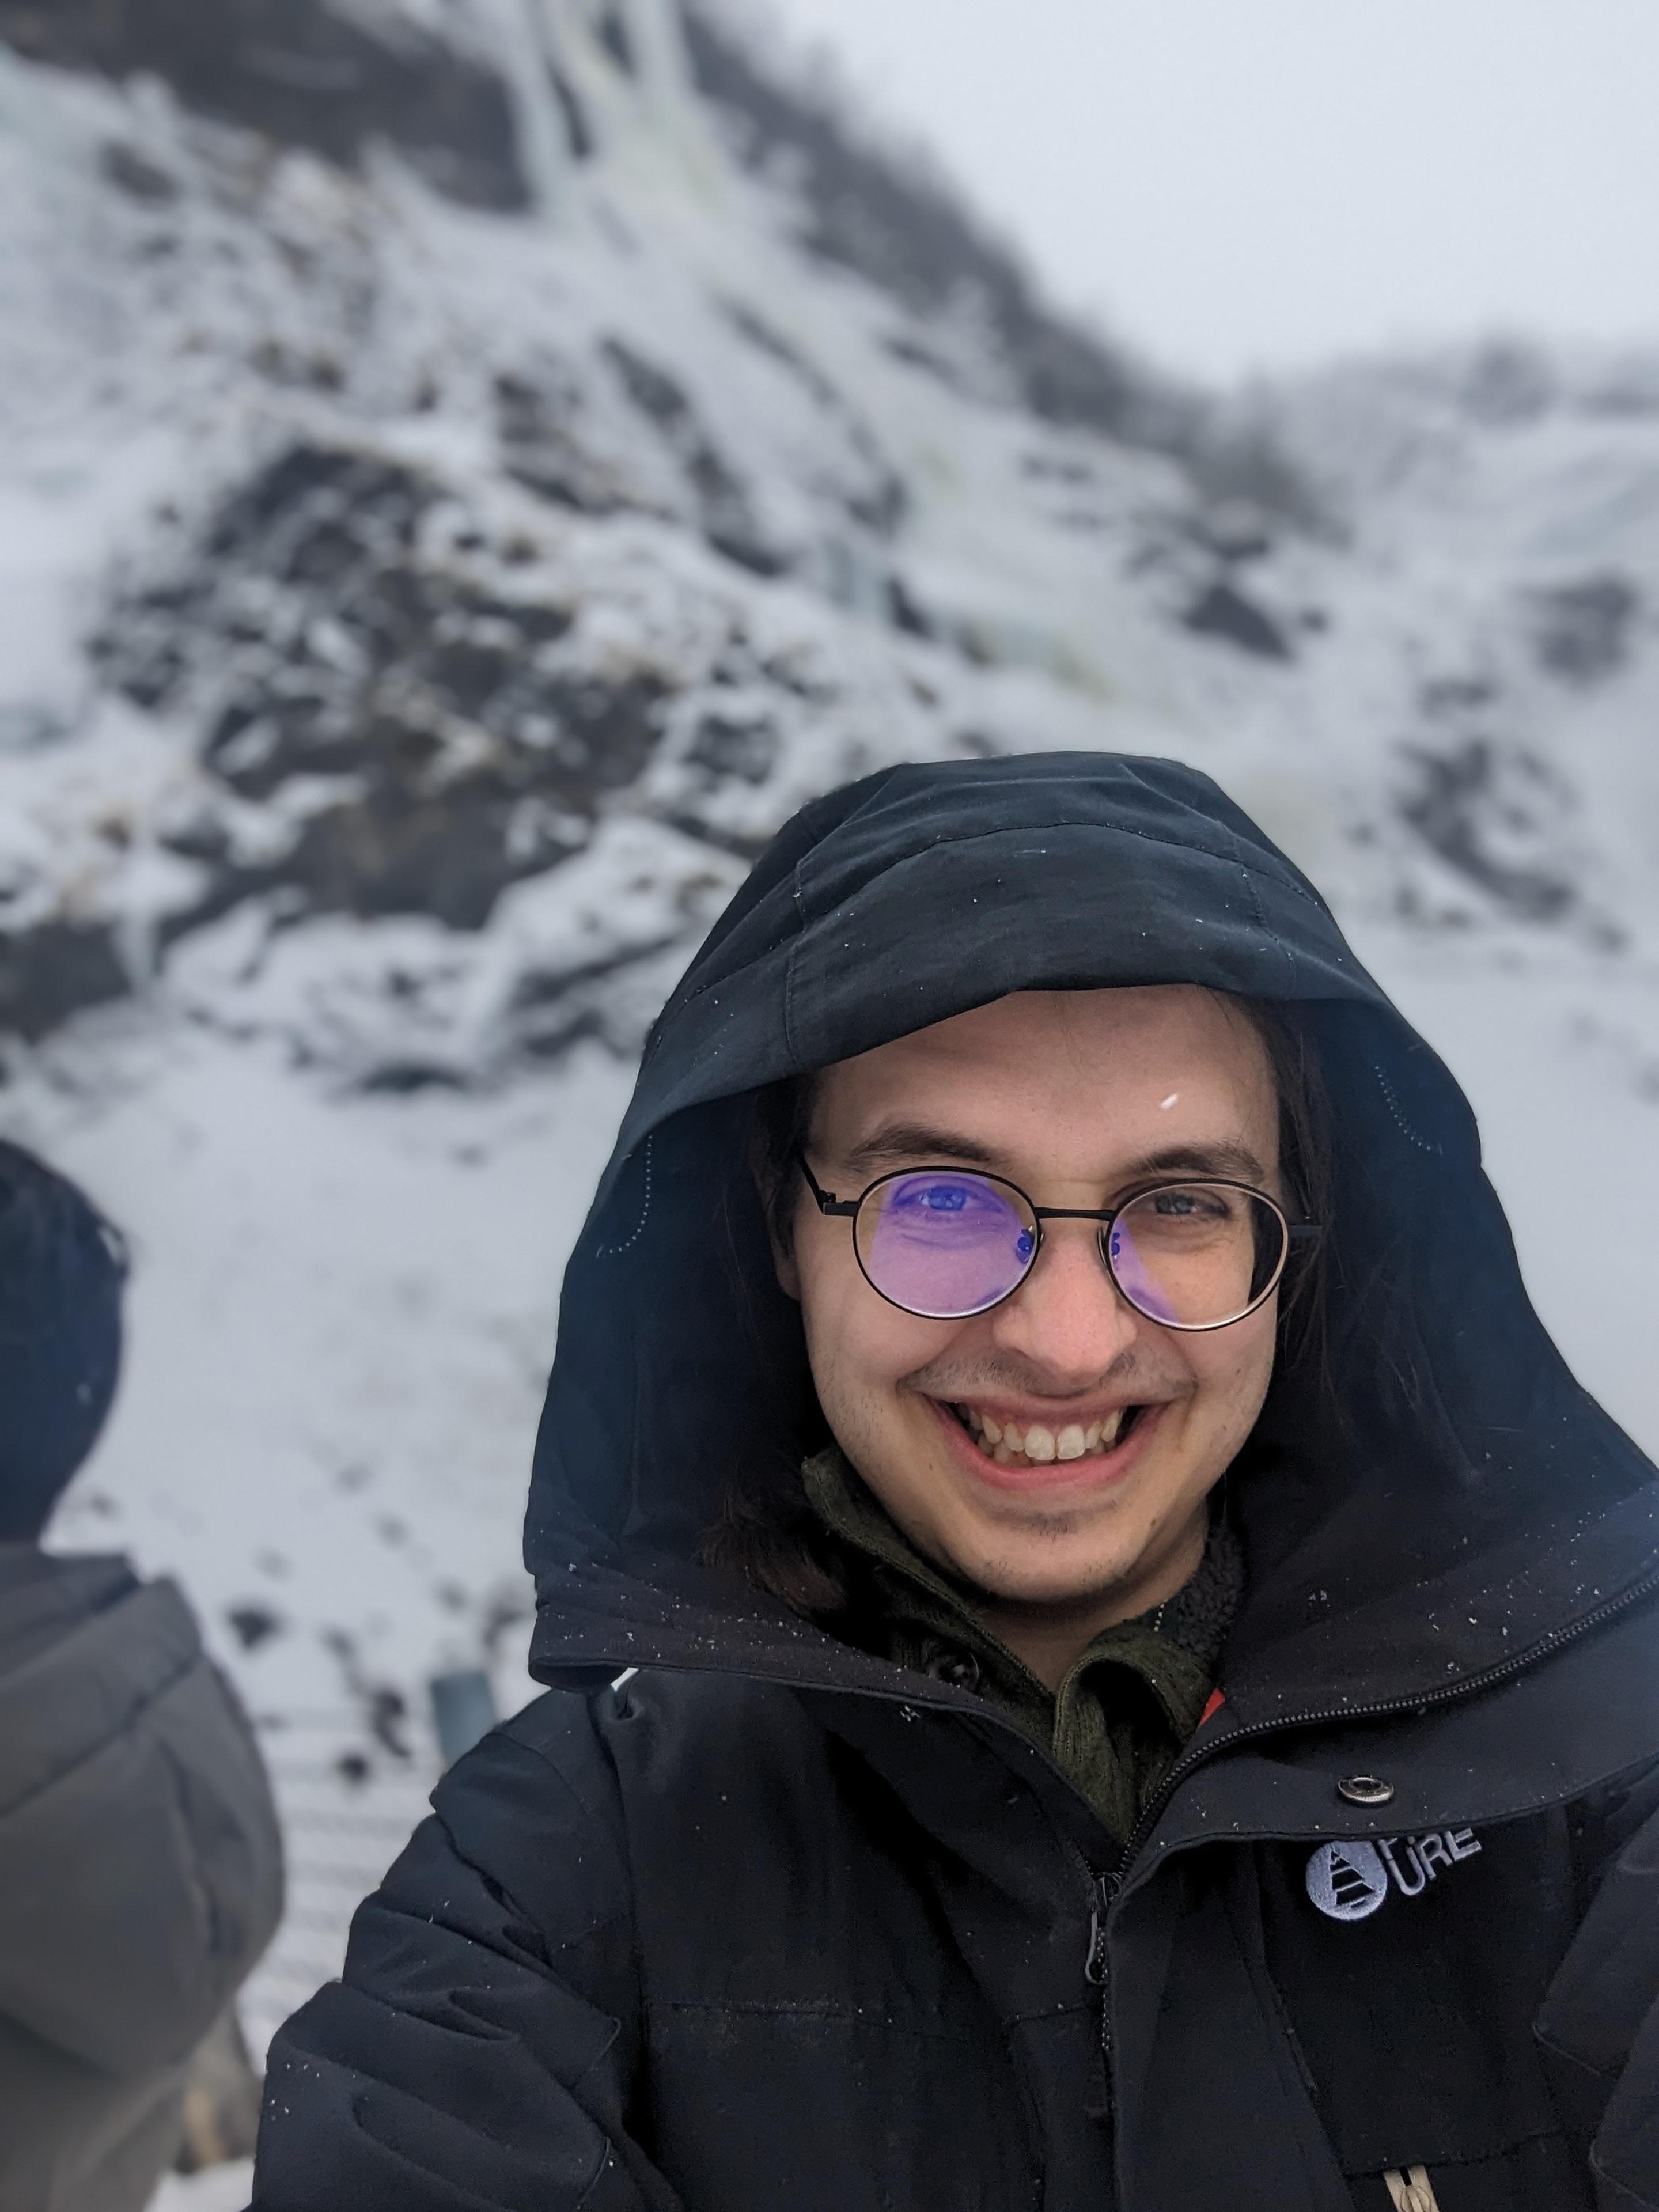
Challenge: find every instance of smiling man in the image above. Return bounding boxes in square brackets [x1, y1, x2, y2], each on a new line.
[779, 988, 1287, 1667]
[257, 756, 1659, 2212]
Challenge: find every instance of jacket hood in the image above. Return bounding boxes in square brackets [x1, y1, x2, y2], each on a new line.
[527, 753, 1659, 1722]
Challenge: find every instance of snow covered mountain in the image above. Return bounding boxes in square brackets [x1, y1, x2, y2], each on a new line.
[5, 0, 1658, 1066]
[1, 0, 1657, 2061]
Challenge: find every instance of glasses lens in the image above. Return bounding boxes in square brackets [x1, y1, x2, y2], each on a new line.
[856, 1171, 1038, 1319]
[1107, 1183, 1287, 1329]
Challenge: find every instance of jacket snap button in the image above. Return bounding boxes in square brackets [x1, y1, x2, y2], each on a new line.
[1338, 1774, 1395, 1808]
[927, 1650, 981, 1692]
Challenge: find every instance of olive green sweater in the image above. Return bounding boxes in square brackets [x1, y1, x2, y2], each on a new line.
[806, 1449, 1243, 1842]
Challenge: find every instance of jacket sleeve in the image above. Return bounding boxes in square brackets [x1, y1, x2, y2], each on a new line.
[253, 1695, 681, 2212]
[1536, 1761, 1659, 2208]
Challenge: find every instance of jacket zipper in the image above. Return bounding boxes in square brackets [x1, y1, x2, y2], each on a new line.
[1060, 1835, 1120, 2105]
[1113, 1568, 1659, 1888]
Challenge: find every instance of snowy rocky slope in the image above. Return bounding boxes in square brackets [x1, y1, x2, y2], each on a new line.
[1, 0, 1658, 2062]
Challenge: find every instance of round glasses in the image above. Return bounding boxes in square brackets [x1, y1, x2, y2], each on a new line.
[797, 1150, 1317, 1331]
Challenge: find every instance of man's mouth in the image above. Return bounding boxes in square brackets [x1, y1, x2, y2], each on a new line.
[942, 1400, 1149, 1471]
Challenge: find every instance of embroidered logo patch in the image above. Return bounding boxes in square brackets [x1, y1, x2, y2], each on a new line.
[1306, 1839, 1390, 1920]
[1306, 1830, 1482, 1921]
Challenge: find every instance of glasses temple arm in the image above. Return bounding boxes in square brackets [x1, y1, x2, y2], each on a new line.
[794, 1147, 860, 1217]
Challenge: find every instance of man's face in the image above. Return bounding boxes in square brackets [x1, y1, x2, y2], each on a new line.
[777, 987, 1283, 1618]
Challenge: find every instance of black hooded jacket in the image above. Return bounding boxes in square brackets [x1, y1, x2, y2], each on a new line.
[255, 755, 1659, 2211]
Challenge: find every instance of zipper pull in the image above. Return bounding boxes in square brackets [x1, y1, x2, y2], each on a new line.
[1084, 1907, 1107, 1986]
[1085, 1869, 1119, 2120]
[1084, 1870, 1116, 1986]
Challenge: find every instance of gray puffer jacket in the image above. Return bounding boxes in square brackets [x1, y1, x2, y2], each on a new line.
[0, 1545, 283, 2211]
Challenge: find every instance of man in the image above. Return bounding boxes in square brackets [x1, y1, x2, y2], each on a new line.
[256, 755, 1659, 2210]
[0, 1141, 283, 2210]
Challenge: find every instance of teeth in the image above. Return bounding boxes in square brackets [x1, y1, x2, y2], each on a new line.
[959, 1406, 1132, 1466]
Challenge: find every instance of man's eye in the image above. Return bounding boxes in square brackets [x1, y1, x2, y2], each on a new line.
[889, 1176, 1000, 1220]
[1150, 1188, 1230, 1220]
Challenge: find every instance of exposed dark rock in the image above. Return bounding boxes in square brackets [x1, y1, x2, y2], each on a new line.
[99, 139, 179, 202]
[320, 1623, 412, 1760]
[603, 338, 785, 575]
[96, 441, 669, 936]
[1187, 506, 1274, 565]
[603, 338, 697, 430]
[885, 574, 933, 638]
[546, 63, 594, 161]
[501, 346, 789, 569]
[0, 0, 528, 212]
[1182, 581, 1292, 661]
[597, 5, 635, 75]
[250, 336, 345, 392]
[1182, 425, 1323, 537]
[686, 712, 779, 784]
[722, 301, 907, 535]
[881, 335, 972, 393]
[1460, 342, 1554, 429]
[1399, 738, 1578, 925]
[359, 1062, 469, 1094]
[660, 811, 771, 862]
[507, 937, 686, 1060]
[705, 528, 787, 579]
[1531, 575, 1639, 685]
[265, 672, 663, 930]
[226, 1602, 286, 1651]
[495, 367, 639, 516]
[0, 918, 130, 1041]
[1422, 676, 1495, 716]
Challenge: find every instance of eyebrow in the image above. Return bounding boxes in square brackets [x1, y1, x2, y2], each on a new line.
[840, 1123, 1004, 1179]
[836, 1125, 1273, 1192]
[1110, 1141, 1274, 1189]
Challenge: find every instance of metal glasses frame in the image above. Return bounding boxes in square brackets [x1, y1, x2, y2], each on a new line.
[795, 1147, 1321, 1331]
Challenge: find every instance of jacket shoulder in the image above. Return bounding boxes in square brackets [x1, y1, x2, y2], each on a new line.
[487, 1670, 831, 1802]
[429, 1672, 829, 1944]
[0, 1570, 282, 2072]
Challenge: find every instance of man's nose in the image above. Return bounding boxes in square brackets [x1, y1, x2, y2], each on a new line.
[986, 1222, 1141, 1382]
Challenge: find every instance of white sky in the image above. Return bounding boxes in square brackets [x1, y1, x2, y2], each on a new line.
[761, 0, 1659, 384]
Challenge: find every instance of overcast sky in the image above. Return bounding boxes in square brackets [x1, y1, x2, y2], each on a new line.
[762, 0, 1659, 385]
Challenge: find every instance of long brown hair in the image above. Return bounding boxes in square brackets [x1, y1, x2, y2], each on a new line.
[702, 994, 1334, 1615]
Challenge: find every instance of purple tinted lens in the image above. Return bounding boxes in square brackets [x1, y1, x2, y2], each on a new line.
[858, 1172, 1035, 1318]
[1107, 1219, 1181, 1324]
[1108, 1184, 1281, 1327]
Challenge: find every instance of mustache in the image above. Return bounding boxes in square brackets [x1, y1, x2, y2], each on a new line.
[901, 1346, 1172, 1404]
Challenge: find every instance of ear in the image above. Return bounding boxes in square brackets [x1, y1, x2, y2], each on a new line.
[747, 1134, 802, 1303]
[772, 1231, 802, 1305]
